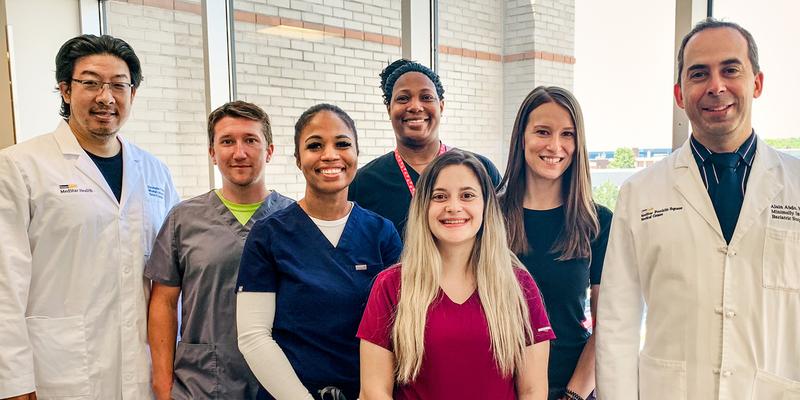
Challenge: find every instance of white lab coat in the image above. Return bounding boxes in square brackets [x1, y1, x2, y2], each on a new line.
[0, 121, 179, 399]
[596, 137, 800, 400]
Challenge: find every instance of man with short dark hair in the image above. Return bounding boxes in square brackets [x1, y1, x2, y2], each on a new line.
[0, 35, 179, 399]
[145, 101, 292, 400]
[596, 19, 800, 400]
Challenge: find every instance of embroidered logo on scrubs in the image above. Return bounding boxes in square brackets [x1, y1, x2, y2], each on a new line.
[58, 183, 93, 193]
[355, 264, 367, 271]
[770, 204, 800, 224]
[147, 185, 165, 200]
[641, 206, 683, 222]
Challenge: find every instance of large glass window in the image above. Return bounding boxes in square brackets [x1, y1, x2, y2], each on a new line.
[15, 0, 793, 202]
[575, 0, 676, 153]
[713, 0, 800, 153]
[232, 0, 402, 199]
[5, 0, 81, 143]
[107, 0, 209, 198]
[575, 0, 676, 209]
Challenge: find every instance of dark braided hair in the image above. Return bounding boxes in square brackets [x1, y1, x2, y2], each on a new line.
[379, 59, 444, 106]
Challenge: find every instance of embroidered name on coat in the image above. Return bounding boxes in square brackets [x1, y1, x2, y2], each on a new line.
[641, 206, 683, 222]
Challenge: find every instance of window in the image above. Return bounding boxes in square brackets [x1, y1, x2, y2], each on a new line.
[714, 0, 800, 148]
[107, 0, 209, 197]
[575, 0, 677, 209]
[232, 0, 402, 198]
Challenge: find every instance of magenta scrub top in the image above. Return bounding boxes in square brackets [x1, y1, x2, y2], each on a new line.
[358, 265, 555, 400]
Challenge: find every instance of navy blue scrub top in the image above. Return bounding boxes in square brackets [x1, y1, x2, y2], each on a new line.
[236, 202, 402, 395]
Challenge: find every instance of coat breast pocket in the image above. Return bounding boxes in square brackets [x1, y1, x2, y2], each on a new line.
[762, 227, 800, 292]
[26, 315, 91, 398]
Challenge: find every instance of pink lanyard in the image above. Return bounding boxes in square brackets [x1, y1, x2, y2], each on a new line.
[393, 143, 448, 197]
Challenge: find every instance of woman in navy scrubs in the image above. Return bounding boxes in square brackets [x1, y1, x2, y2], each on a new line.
[236, 103, 403, 400]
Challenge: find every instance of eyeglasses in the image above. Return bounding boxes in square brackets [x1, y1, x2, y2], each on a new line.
[71, 78, 134, 93]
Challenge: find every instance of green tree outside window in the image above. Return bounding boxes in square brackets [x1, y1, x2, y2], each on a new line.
[593, 180, 619, 211]
[608, 147, 636, 169]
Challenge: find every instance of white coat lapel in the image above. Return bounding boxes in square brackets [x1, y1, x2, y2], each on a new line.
[672, 139, 721, 236]
[730, 138, 783, 246]
[118, 135, 142, 210]
[53, 121, 118, 204]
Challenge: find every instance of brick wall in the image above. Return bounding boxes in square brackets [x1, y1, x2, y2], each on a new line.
[438, 0, 505, 168]
[439, 0, 577, 173]
[107, 0, 575, 198]
[108, 0, 209, 198]
[233, 0, 402, 198]
[503, 0, 575, 156]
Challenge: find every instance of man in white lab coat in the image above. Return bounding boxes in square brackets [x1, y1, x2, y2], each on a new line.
[596, 19, 800, 400]
[0, 35, 178, 400]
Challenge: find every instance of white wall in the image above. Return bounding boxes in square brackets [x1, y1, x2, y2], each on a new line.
[6, 0, 81, 142]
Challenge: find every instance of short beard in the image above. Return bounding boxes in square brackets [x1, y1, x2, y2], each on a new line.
[89, 128, 117, 142]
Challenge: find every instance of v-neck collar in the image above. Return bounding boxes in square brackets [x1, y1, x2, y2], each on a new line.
[211, 191, 276, 240]
[439, 287, 478, 306]
[291, 202, 359, 250]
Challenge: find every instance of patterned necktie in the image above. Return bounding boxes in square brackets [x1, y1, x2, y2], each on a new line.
[710, 152, 743, 244]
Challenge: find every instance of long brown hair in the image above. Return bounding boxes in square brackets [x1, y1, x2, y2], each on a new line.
[498, 86, 598, 259]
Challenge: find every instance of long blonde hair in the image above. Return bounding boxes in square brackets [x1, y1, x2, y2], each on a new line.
[392, 150, 533, 383]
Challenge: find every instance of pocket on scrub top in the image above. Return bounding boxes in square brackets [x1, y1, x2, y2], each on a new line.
[762, 227, 800, 292]
[638, 353, 687, 400]
[25, 315, 91, 397]
[751, 369, 800, 399]
[172, 342, 219, 399]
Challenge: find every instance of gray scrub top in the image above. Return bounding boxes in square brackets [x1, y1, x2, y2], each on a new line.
[145, 190, 293, 400]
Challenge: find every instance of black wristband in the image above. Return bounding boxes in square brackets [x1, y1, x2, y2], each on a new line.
[565, 389, 585, 400]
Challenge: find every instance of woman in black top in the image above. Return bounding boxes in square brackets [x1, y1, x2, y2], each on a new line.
[498, 86, 612, 400]
[348, 59, 501, 237]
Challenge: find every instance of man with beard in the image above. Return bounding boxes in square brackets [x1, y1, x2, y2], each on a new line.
[0, 34, 178, 399]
